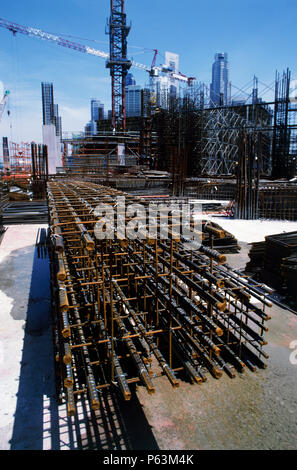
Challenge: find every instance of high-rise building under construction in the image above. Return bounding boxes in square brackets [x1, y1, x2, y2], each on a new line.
[41, 81, 62, 173]
[41, 82, 54, 126]
[41, 82, 62, 137]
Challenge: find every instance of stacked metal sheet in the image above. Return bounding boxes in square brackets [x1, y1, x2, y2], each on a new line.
[246, 232, 297, 304]
[263, 231, 297, 288]
[2, 201, 48, 224]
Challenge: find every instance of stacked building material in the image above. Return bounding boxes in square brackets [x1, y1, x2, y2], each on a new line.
[263, 232, 297, 290]
[263, 232, 297, 288]
[245, 232, 297, 303]
[202, 220, 240, 253]
[47, 179, 270, 416]
[281, 256, 297, 301]
[2, 201, 48, 224]
[245, 241, 266, 276]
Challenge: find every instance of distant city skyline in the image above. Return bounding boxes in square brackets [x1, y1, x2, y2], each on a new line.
[0, 0, 296, 143]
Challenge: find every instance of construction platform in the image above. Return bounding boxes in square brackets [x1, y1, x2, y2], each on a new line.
[0, 218, 296, 450]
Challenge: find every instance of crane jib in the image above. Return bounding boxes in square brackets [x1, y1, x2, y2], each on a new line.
[0, 17, 192, 83]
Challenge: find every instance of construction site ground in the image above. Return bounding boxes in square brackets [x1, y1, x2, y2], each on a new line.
[0, 221, 296, 450]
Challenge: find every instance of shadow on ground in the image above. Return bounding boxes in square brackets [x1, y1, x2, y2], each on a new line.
[9, 245, 158, 450]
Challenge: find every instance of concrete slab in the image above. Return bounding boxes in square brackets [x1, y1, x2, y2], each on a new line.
[197, 215, 297, 243]
[0, 224, 55, 449]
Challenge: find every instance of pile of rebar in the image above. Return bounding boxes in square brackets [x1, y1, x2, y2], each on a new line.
[201, 220, 240, 253]
[48, 179, 270, 416]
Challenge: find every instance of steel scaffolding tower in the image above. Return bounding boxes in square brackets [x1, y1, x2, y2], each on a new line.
[198, 107, 246, 175]
[106, 0, 131, 132]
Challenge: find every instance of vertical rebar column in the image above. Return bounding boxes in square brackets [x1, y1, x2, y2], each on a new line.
[43, 145, 49, 181]
[31, 143, 37, 179]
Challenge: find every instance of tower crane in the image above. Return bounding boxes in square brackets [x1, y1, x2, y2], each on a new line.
[0, 90, 10, 123]
[0, 14, 194, 130]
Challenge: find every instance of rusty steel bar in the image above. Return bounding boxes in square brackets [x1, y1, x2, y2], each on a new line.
[48, 179, 269, 413]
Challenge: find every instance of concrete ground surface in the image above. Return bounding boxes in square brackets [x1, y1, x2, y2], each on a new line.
[137, 241, 297, 450]
[0, 223, 296, 450]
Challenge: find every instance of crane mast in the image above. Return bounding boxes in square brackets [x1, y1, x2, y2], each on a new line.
[106, 0, 131, 131]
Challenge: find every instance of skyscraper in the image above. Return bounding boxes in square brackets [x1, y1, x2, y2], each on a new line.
[125, 73, 136, 86]
[125, 85, 142, 117]
[153, 76, 170, 109]
[165, 51, 179, 99]
[91, 99, 104, 122]
[41, 82, 54, 125]
[84, 120, 97, 136]
[210, 53, 230, 106]
[84, 99, 104, 137]
[41, 82, 62, 173]
[41, 82, 62, 136]
[150, 51, 180, 109]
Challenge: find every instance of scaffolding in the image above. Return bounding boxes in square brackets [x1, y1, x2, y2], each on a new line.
[1, 141, 32, 179]
[198, 107, 246, 175]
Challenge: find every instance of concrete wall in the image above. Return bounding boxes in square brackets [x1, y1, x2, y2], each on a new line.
[42, 124, 62, 174]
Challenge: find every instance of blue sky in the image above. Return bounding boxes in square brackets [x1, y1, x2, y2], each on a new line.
[0, 0, 296, 143]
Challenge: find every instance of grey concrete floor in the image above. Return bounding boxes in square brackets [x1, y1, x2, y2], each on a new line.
[137, 242, 297, 450]
[0, 225, 296, 450]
